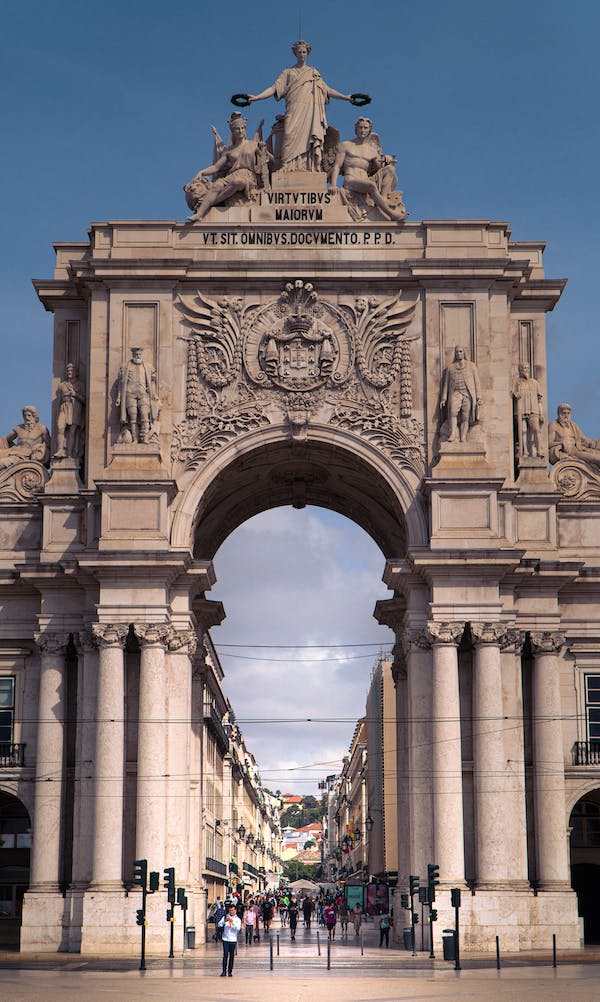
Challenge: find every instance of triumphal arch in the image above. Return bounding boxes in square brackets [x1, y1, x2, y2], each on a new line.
[2, 40, 600, 953]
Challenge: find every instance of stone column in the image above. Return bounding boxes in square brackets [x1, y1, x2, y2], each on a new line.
[30, 631, 69, 889]
[70, 630, 99, 888]
[531, 631, 570, 888]
[135, 624, 170, 869]
[89, 624, 128, 888]
[426, 622, 466, 886]
[165, 628, 196, 882]
[471, 623, 516, 886]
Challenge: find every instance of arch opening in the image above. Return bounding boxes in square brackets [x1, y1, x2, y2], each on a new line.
[188, 438, 417, 560]
[570, 790, 600, 943]
[0, 791, 31, 948]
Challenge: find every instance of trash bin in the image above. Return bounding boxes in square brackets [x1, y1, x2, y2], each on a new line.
[186, 925, 196, 949]
[442, 929, 456, 961]
[403, 926, 413, 950]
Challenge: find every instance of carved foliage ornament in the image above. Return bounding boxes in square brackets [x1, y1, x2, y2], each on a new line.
[425, 622, 465, 646]
[174, 280, 421, 473]
[529, 631, 566, 655]
[0, 462, 48, 503]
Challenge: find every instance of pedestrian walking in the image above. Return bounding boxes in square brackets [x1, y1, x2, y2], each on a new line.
[323, 902, 337, 940]
[338, 898, 350, 936]
[288, 897, 299, 941]
[353, 902, 362, 936]
[302, 896, 313, 929]
[218, 902, 242, 977]
[262, 895, 274, 934]
[378, 910, 393, 947]
[243, 900, 258, 945]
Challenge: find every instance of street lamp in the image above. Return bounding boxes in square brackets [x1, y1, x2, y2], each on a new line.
[365, 814, 374, 834]
[237, 824, 246, 840]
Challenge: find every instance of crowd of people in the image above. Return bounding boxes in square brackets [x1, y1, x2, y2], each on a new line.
[209, 886, 394, 974]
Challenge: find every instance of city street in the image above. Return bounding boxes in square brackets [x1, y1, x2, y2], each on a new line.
[1, 916, 599, 1002]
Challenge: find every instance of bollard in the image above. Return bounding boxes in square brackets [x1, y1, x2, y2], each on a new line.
[552, 933, 557, 968]
[360, 930, 364, 956]
[269, 935, 273, 970]
[276, 933, 280, 956]
[327, 937, 331, 970]
[317, 930, 321, 956]
[496, 935, 500, 970]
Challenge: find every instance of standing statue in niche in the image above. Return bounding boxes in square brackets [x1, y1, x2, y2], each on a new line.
[329, 117, 407, 222]
[513, 362, 544, 458]
[548, 403, 600, 469]
[242, 40, 361, 173]
[116, 347, 158, 444]
[54, 362, 86, 460]
[440, 345, 482, 443]
[184, 113, 271, 221]
[0, 406, 50, 469]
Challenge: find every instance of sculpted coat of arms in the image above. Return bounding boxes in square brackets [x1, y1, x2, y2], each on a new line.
[173, 280, 423, 477]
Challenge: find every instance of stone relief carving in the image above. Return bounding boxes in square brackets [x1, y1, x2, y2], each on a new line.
[439, 346, 482, 444]
[184, 113, 272, 220]
[116, 347, 161, 445]
[425, 621, 465, 646]
[329, 117, 407, 222]
[54, 363, 86, 461]
[166, 628, 198, 657]
[173, 280, 423, 477]
[549, 402, 600, 501]
[34, 631, 71, 654]
[0, 406, 50, 502]
[133, 624, 171, 648]
[471, 622, 520, 649]
[512, 363, 544, 459]
[529, 631, 566, 655]
[91, 624, 128, 648]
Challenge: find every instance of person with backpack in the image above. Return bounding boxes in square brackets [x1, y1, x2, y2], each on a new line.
[288, 896, 299, 941]
[378, 909, 393, 947]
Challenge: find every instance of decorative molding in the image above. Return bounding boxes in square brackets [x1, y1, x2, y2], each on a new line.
[425, 621, 465, 646]
[551, 459, 600, 501]
[530, 631, 566, 655]
[0, 461, 48, 503]
[91, 624, 129, 649]
[171, 405, 270, 471]
[134, 623, 171, 648]
[167, 628, 198, 657]
[34, 631, 70, 655]
[329, 405, 424, 477]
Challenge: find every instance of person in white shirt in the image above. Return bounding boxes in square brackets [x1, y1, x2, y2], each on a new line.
[218, 903, 242, 976]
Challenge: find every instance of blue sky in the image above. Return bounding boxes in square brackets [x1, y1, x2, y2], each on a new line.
[2, 0, 598, 794]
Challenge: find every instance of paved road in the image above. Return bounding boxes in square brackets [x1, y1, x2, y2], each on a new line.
[1, 917, 600, 1001]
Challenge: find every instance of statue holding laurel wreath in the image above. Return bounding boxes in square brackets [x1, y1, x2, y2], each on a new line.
[232, 39, 370, 173]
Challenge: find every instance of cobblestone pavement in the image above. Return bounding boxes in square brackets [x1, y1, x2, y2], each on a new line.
[1, 917, 599, 1001]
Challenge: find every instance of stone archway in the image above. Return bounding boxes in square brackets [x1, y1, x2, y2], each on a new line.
[569, 790, 600, 943]
[0, 791, 31, 949]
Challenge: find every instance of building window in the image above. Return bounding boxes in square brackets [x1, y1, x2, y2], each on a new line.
[585, 675, 600, 741]
[571, 800, 600, 849]
[0, 678, 15, 743]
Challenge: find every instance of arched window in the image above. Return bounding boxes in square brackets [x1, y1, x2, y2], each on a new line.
[571, 799, 600, 848]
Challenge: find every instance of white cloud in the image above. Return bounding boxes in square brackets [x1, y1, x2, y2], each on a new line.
[210, 506, 394, 795]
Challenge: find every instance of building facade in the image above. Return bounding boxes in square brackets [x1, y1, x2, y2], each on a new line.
[0, 79, 599, 950]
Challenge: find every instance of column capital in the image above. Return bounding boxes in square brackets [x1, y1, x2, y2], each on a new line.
[530, 631, 566, 655]
[426, 621, 464, 646]
[134, 623, 171, 649]
[91, 624, 128, 649]
[402, 626, 431, 654]
[471, 622, 522, 650]
[34, 630, 70, 654]
[166, 627, 198, 657]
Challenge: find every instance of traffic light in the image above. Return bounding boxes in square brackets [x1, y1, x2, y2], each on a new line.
[163, 866, 175, 903]
[427, 863, 440, 902]
[451, 887, 462, 908]
[409, 874, 420, 896]
[136, 909, 145, 926]
[166, 908, 174, 922]
[149, 871, 159, 893]
[176, 887, 188, 909]
[430, 908, 438, 922]
[132, 858, 148, 888]
[400, 893, 409, 909]
[418, 886, 429, 905]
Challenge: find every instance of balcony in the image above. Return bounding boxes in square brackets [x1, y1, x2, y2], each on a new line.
[243, 861, 259, 877]
[205, 856, 227, 876]
[0, 743, 25, 767]
[573, 741, 600, 765]
[203, 703, 229, 754]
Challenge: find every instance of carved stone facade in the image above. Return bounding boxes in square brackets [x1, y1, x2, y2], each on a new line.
[1, 83, 599, 956]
